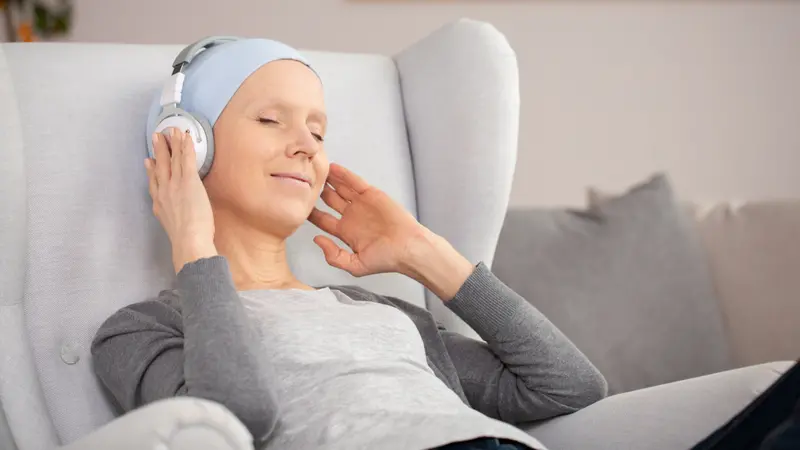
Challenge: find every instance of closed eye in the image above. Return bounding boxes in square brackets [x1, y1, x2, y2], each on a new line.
[259, 118, 323, 142]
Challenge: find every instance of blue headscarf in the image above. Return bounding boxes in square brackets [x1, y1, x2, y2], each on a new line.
[146, 37, 317, 140]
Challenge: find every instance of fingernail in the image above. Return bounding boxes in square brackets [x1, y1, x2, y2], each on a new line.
[152, 133, 158, 145]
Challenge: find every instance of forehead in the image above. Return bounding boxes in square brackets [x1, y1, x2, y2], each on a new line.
[237, 60, 325, 111]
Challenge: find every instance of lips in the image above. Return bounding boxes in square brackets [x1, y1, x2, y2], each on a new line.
[271, 172, 312, 186]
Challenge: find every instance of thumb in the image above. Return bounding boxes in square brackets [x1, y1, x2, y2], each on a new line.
[314, 235, 360, 274]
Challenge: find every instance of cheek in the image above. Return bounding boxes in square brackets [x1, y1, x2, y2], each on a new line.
[311, 173, 328, 199]
[316, 153, 330, 177]
[219, 125, 282, 162]
[312, 178, 326, 198]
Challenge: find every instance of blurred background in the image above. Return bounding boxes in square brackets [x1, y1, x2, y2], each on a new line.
[4, 0, 799, 208]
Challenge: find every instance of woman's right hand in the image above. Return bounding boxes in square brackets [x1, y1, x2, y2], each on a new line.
[145, 127, 218, 273]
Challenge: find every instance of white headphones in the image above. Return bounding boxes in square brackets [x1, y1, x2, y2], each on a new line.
[147, 36, 241, 179]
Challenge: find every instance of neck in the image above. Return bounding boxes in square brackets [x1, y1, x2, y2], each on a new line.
[212, 210, 311, 292]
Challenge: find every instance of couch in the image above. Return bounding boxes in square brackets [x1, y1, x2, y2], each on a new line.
[494, 181, 799, 448]
[0, 18, 793, 450]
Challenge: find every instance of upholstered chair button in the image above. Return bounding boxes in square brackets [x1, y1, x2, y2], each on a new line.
[60, 344, 80, 365]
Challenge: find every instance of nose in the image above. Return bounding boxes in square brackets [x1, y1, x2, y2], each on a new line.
[285, 127, 320, 159]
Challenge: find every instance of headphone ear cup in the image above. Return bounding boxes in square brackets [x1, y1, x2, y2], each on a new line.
[149, 107, 215, 178]
[193, 113, 215, 179]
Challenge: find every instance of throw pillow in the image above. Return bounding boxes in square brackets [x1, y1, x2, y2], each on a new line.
[691, 201, 800, 367]
[493, 173, 732, 394]
[589, 187, 800, 368]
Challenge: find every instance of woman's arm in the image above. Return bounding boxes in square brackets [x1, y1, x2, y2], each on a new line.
[304, 163, 606, 421]
[405, 234, 608, 423]
[90, 255, 279, 446]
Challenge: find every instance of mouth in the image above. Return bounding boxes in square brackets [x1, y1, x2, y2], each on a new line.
[271, 172, 313, 186]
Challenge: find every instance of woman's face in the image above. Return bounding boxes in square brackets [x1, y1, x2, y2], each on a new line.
[205, 59, 328, 237]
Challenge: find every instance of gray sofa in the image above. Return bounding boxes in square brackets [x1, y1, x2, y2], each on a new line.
[0, 18, 791, 450]
[493, 178, 798, 448]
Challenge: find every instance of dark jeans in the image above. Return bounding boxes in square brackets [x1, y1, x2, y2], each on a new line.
[692, 360, 800, 450]
[434, 438, 530, 450]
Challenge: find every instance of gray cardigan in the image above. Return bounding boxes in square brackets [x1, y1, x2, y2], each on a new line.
[91, 256, 607, 447]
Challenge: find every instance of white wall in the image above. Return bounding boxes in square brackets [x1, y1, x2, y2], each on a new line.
[70, 0, 800, 207]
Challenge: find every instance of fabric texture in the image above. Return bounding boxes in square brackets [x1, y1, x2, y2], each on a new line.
[91, 254, 609, 450]
[760, 399, 800, 450]
[588, 190, 800, 368]
[395, 19, 519, 339]
[691, 201, 800, 368]
[524, 361, 795, 450]
[436, 438, 533, 449]
[235, 287, 543, 450]
[61, 397, 253, 450]
[0, 46, 60, 450]
[145, 37, 316, 140]
[691, 361, 800, 450]
[493, 174, 732, 394]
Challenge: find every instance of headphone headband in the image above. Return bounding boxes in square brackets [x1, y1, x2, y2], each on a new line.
[160, 36, 241, 108]
[171, 35, 241, 73]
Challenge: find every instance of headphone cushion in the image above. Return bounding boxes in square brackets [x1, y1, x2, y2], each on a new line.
[148, 107, 215, 178]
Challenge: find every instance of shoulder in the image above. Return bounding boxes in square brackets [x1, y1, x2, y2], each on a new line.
[123, 289, 182, 321]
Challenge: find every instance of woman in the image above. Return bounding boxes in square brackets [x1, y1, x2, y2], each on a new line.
[91, 37, 607, 450]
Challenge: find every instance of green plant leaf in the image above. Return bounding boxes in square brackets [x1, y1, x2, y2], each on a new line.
[53, 13, 68, 33]
[31, 1, 73, 36]
[33, 3, 49, 34]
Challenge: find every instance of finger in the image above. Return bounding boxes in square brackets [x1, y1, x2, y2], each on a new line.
[144, 158, 158, 199]
[152, 133, 170, 185]
[328, 163, 370, 195]
[320, 184, 348, 214]
[329, 183, 358, 203]
[308, 207, 340, 237]
[182, 129, 197, 178]
[169, 127, 183, 180]
[313, 235, 357, 273]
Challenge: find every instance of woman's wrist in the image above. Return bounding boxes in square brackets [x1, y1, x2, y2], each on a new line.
[172, 240, 219, 274]
[399, 230, 475, 302]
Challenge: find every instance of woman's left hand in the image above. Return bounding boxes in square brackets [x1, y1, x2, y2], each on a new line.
[308, 163, 432, 278]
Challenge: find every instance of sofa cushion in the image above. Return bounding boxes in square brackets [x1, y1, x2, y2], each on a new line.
[493, 174, 732, 394]
[692, 201, 800, 368]
[589, 189, 800, 368]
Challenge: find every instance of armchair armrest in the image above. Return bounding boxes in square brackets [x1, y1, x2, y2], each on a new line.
[61, 398, 253, 450]
[522, 361, 794, 450]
